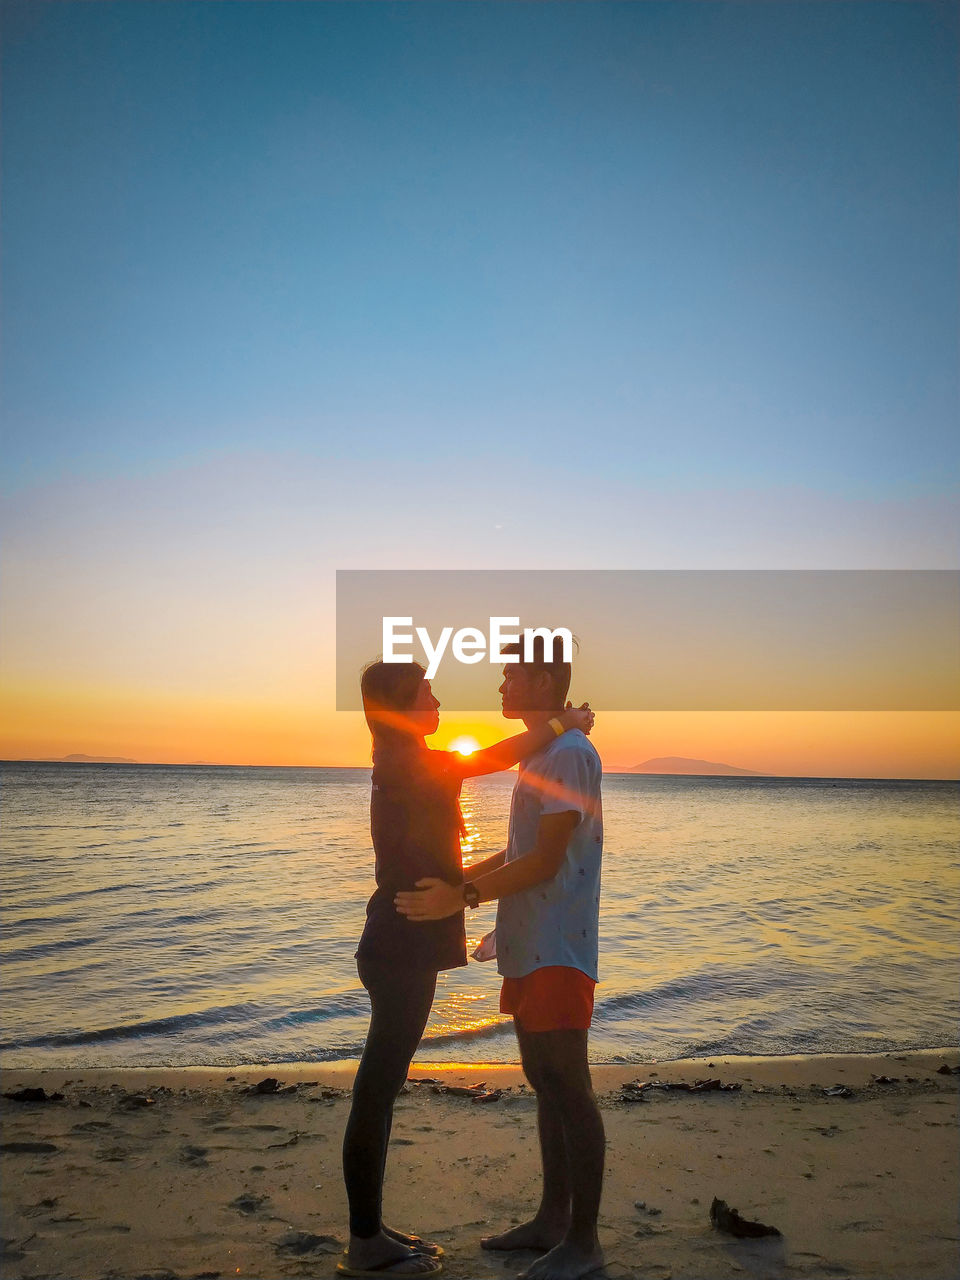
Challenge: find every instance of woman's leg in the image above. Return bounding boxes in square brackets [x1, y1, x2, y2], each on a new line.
[342, 962, 437, 1241]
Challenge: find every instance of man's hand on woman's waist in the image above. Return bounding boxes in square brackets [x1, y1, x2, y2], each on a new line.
[394, 877, 466, 920]
[395, 812, 579, 922]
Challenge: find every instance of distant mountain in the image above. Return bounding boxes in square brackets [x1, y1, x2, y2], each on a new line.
[59, 753, 138, 764]
[626, 756, 767, 776]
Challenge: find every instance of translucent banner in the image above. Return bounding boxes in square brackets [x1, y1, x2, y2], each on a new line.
[335, 570, 960, 711]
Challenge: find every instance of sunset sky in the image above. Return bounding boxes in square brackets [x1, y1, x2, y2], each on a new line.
[1, 1, 957, 777]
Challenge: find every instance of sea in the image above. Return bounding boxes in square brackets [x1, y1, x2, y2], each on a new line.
[1, 762, 957, 1068]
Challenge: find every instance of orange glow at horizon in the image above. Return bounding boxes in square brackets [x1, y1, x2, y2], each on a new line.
[1, 678, 958, 779]
[448, 735, 480, 757]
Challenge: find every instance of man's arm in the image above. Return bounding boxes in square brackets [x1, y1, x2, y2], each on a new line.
[464, 848, 507, 878]
[394, 813, 579, 920]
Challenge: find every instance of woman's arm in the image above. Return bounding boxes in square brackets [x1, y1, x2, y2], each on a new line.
[450, 703, 594, 779]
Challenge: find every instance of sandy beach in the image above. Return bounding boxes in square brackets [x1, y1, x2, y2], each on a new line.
[1, 1049, 956, 1280]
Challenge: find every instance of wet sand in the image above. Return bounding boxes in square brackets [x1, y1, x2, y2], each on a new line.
[1, 1049, 957, 1280]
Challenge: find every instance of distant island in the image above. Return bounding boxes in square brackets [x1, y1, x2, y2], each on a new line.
[624, 756, 767, 776]
[52, 755, 220, 765]
[57, 753, 139, 764]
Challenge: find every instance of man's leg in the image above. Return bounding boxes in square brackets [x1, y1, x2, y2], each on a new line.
[519, 1029, 605, 1280]
[481, 1021, 571, 1251]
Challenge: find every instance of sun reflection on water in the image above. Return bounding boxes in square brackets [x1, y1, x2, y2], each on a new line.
[427, 984, 507, 1038]
[459, 793, 482, 857]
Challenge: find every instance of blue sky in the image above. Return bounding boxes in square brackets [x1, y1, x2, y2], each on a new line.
[3, 0, 957, 506]
[1, 2, 958, 770]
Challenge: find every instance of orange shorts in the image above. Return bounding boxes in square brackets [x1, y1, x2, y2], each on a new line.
[499, 965, 597, 1032]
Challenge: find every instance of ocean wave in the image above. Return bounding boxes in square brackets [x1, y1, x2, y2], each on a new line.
[13, 882, 141, 909]
[0, 1002, 262, 1052]
[418, 1020, 514, 1048]
[1, 914, 79, 938]
[1, 935, 100, 965]
[594, 962, 814, 1022]
[256, 995, 371, 1033]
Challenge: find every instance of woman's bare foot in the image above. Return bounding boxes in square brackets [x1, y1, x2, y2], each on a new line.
[344, 1230, 441, 1274]
[480, 1217, 567, 1252]
[383, 1225, 443, 1255]
[518, 1239, 604, 1280]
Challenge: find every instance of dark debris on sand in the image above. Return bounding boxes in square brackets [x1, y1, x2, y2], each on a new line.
[426, 1082, 508, 1102]
[118, 1093, 157, 1109]
[245, 1077, 298, 1095]
[621, 1078, 742, 1100]
[710, 1197, 781, 1238]
[3, 1087, 64, 1103]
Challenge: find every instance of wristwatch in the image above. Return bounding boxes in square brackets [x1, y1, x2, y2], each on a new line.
[462, 881, 480, 909]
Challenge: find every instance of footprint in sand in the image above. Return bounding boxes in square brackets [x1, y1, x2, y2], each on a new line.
[178, 1144, 209, 1166]
[274, 1229, 341, 1255]
[792, 1255, 850, 1276]
[266, 1132, 304, 1149]
[229, 1192, 271, 1215]
[44, 1215, 90, 1230]
[0, 1237, 33, 1264]
[24, 1197, 59, 1216]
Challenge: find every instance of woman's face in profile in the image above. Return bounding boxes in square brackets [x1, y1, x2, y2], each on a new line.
[409, 677, 441, 737]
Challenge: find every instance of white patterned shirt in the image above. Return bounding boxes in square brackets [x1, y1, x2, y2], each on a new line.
[495, 730, 603, 981]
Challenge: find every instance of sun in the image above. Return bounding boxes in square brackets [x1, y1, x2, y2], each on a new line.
[449, 735, 480, 757]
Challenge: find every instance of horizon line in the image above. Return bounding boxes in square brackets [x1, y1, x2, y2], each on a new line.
[3, 758, 957, 784]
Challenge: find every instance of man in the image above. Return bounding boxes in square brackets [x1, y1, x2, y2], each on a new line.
[394, 639, 605, 1280]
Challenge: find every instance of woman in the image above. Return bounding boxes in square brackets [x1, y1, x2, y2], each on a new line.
[338, 660, 593, 1278]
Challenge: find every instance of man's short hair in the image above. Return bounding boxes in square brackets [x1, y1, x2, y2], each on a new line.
[501, 634, 572, 706]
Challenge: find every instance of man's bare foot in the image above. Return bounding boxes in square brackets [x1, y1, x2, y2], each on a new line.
[383, 1225, 443, 1255]
[519, 1239, 604, 1280]
[481, 1218, 567, 1252]
[344, 1230, 441, 1274]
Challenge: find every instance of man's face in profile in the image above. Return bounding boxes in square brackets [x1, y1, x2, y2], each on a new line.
[500, 664, 547, 718]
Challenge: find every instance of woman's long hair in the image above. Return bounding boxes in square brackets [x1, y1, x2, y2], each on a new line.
[360, 659, 427, 764]
[361, 659, 464, 837]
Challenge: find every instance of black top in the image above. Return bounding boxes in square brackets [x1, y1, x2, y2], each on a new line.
[356, 745, 467, 972]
